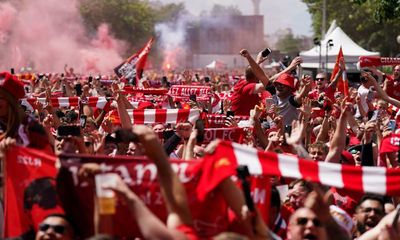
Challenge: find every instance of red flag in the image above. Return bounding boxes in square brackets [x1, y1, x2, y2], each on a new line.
[358, 56, 400, 69]
[114, 38, 154, 85]
[4, 146, 63, 238]
[332, 47, 349, 96]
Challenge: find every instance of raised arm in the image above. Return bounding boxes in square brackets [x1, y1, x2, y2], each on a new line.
[270, 56, 303, 82]
[133, 125, 193, 228]
[325, 99, 350, 163]
[240, 49, 270, 87]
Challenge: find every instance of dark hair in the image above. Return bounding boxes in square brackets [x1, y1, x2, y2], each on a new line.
[245, 66, 256, 81]
[356, 194, 385, 211]
[270, 186, 281, 209]
[43, 213, 76, 236]
[288, 179, 313, 193]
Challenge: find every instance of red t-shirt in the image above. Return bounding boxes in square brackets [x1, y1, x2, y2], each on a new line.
[308, 85, 335, 102]
[230, 80, 260, 116]
[176, 224, 200, 240]
[385, 78, 400, 101]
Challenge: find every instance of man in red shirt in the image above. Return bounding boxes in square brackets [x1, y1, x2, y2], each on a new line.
[383, 65, 400, 100]
[308, 62, 344, 102]
[230, 49, 270, 116]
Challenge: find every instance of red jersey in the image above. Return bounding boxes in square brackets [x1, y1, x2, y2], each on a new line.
[230, 80, 260, 116]
[308, 85, 335, 102]
[385, 78, 400, 101]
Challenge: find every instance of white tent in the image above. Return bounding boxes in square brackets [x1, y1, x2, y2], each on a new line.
[205, 60, 227, 69]
[300, 25, 379, 71]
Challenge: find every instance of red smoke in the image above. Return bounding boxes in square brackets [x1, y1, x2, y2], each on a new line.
[0, 0, 126, 74]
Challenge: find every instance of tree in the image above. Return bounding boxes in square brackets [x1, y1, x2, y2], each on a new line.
[209, 4, 242, 17]
[302, 0, 400, 56]
[79, 0, 186, 55]
[276, 30, 303, 54]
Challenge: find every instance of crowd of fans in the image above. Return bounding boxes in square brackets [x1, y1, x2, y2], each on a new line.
[1, 47, 400, 240]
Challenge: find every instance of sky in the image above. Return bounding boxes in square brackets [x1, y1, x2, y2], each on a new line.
[157, 0, 313, 36]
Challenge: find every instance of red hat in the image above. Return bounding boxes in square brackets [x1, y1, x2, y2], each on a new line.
[341, 150, 355, 165]
[274, 73, 295, 89]
[0, 72, 25, 100]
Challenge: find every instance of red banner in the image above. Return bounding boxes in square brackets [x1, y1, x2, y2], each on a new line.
[358, 56, 400, 69]
[203, 127, 245, 143]
[4, 146, 63, 238]
[206, 114, 250, 128]
[168, 85, 212, 98]
[57, 154, 270, 239]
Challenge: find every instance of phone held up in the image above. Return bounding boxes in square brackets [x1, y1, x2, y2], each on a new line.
[261, 47, 272, 58]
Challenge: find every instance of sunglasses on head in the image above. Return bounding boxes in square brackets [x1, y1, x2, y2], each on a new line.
[296, 217, 323, 227]
[39, 223, 66, 234]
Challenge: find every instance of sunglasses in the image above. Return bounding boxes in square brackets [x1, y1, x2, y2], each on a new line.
[84, 141, 92, 147]
[39, 223, 66, 234]
[315, 78, 325, 81]
[296, 217, 323, 227]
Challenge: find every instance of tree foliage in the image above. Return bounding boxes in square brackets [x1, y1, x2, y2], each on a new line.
[302, 0, 400, 56]
[276, 31, 303, 54]
[79, 0, 185, 54]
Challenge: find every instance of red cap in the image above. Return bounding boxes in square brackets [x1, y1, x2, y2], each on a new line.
[0, 72, 25, 100]
[274, 73, 295, 89]
[341, 150, 355, 165]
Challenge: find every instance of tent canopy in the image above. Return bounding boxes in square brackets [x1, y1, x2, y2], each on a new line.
[300, 24, 379, 70]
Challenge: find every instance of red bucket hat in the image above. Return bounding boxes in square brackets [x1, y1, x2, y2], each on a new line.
[0, 72, 26, 100]
[274, 73, 295, 89]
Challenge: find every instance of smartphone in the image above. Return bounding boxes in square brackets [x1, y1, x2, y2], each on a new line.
[57, 125, 81, 137]
[10, 68, 15, 74]
[80, 115, 87, 128]
[261, 47, 272, 58]
[115, 129, 138, 143]
[226, 110, 235, 118]
[195, 119, 205, 143]
[284, 125, 292, 136]
[189, 94, 197, 102]
[75, 83, 82, 96]
[236, 165, 255, 212]
[387, 120, 396, 131]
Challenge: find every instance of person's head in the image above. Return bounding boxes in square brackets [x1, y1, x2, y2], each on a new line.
[245, 66, 257, 83]
[308, 141, 328, 162]
[152, 123, 165, 133]
[315, 72, 327, 90]
[0, 72, 26, 140]
[274, 73, 295, 98]
[287, 180, 313, 210]
[354, 194, 385, 234]
[35, 214, 74, 240]
[83, 135, 95, 154]
[394, 65, 400, 80]
[348, 145, 362, 166]
[287, 207, 327, 240]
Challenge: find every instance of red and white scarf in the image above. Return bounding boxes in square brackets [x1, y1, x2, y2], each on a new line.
[105, 109, 200, 125]
[22, 97, 109, 110]
[197, 141, 400, 200]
